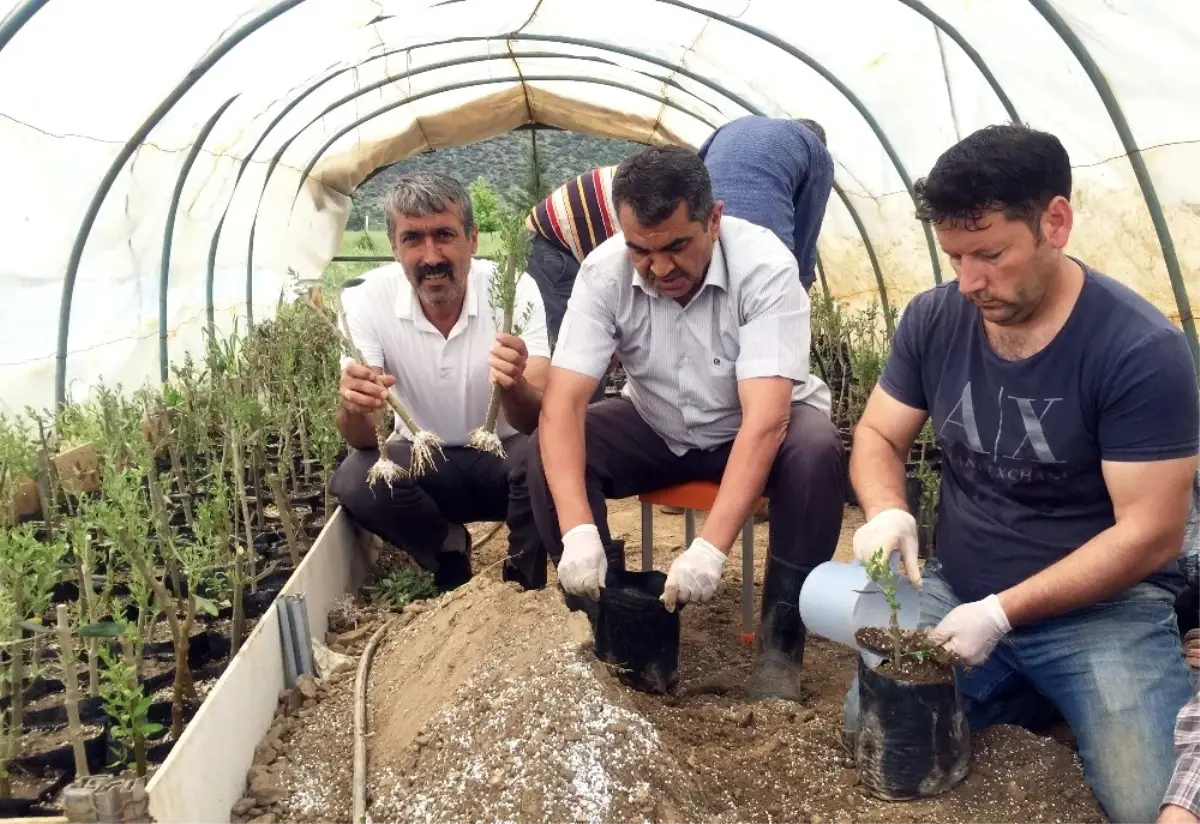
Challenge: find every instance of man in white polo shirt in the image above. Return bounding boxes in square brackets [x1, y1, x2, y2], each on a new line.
[506, 146, 846, 702]
[332, 172, 551, 592]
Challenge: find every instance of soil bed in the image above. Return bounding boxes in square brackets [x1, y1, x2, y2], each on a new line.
[251, 500, 1105, 824]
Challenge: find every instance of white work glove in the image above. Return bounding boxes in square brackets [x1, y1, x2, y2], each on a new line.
[927, 594, 1011, 666]
[852, 508, 922, 587]
[662, 537, 727, 612]
[558, 524, 607, 601]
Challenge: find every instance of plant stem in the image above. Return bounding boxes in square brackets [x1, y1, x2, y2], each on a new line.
[34, 419, 57, 543]
[890, 608, 901, 664]
[76, 531, 100, 698]
[298, 407, 311, 488]
[171, 594, 197, 741]
[304, 298, 426, 436]
[55, 605, 89, 778]
[252, 436, 265, 532]
[267, 471, 303, 568]
[168, 437, 193, 530]
[5, 582, 25, 796]
[120, 634, 148, 778]
[468, 249, 517, 457]
[231, 429, 257, 595]
[230, 558, 245, 658]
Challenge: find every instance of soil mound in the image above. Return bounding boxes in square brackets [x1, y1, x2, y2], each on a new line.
[365, 577, 708, 823]
[360, 572, 1105, 824]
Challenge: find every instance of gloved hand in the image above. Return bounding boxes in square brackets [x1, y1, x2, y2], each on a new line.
[852, 508, 922, 587]
[927, 594, 1011, 666]
[558, 523, 607, 601]
[662, 537, 726, 612]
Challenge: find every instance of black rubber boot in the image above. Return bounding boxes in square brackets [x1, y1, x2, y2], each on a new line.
[745, 554, 811, 703]
[433, 524, 473, 593]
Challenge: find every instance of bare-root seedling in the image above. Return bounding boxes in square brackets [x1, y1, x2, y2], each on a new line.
[303, 298, 444, 477]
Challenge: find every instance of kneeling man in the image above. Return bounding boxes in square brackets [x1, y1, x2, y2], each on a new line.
[844, 125, 1198, 823]
[507, 146, 846, 702]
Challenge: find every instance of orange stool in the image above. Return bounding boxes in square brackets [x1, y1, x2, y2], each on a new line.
[637, 481, 767, 641]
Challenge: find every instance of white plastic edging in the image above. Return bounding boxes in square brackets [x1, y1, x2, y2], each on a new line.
[146, 506, 365, 824]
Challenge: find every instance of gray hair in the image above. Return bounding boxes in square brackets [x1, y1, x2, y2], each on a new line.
[795, 118, 827, 146]
[384, 171, 475, 240]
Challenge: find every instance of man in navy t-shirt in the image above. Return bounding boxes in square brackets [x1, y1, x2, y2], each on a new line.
[843, 124, 1199, 824]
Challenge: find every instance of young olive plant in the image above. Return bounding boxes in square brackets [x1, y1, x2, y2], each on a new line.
[302, 295, 444, 481]
[863, 545, 903, 663]
[467, 208, 534, 459]
[0, 524, 64, 798]
[96, 631, 159, 778]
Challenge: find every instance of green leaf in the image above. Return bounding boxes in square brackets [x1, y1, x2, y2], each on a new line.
[139, 721, 164, 737]
[134, 694, 155, 717]
[78, 621, 126, 638]
[20, 620, 53, 635]
[194, 596, 219, 617]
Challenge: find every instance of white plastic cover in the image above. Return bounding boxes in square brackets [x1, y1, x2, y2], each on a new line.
[1, 0, 1197, 414]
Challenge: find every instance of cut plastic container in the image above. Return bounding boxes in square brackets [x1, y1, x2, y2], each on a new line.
[798, 557, 921, 661]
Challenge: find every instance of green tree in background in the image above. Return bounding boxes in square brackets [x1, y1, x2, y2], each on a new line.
[470, 177, 503, 234]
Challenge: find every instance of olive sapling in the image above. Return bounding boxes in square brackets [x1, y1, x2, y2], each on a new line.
[864, 545, 903, 663]
[467, 213, 534, 458]
[303, 297, 444, 480]
[467, 248, 518, 458]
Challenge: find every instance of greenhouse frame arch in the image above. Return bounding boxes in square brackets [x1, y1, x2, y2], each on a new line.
[0, 0, 1196, 414]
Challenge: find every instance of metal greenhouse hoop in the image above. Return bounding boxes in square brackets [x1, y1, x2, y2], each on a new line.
[0, 0, 1185, 402]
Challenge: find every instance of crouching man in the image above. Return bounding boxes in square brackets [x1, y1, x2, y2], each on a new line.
[843, 125, 1199, 823]
[506, 146, 845, 702]
[332, 171, 550, 592]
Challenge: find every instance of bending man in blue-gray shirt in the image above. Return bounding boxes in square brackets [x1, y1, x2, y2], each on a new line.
[843, 124, 1199, 823]
[698, 115, 834, 293]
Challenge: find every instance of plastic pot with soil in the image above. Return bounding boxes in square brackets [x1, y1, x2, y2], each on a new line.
[564, 564, 683, 695]
[851, 547, 969, 801]
[852, 626, 970, 801]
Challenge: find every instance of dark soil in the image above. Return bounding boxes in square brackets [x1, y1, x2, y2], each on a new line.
[855, 626, 960, 684]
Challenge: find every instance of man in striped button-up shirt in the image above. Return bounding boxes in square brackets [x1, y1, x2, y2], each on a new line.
[506, 145, 846, 702]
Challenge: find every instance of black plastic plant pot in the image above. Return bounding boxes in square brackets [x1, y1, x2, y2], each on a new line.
[591, 568, 683, 695]
[854, 650, 970, 801]
[15, 725, 108, 777]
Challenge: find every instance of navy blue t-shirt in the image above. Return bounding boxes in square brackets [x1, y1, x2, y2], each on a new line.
[880, 262, 1199, 604]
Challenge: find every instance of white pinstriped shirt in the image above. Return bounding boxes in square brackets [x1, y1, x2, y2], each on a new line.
[553, 216, 832, 456]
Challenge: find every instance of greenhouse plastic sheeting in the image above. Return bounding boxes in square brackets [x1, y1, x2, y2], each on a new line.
[0, 0, 1197, 415]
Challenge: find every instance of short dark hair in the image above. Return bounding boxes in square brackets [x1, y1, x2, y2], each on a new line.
[796, 118, 826, 145]
[384, 171, 475, 242]
[611, 145, 714, 227]
[913, 124, 1071, 232]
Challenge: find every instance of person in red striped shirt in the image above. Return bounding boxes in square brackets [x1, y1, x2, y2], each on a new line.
[526, 165, 621, 405]
[526, 165, 619, 345]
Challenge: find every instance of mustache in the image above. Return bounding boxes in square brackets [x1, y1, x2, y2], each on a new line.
[415, 261, 454, 281]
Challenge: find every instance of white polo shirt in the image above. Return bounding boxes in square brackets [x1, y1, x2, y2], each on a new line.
[339, 258, 551, 446]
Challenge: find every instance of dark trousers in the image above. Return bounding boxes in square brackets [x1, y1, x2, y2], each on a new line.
[526, 232, 607, 405]
[332, 434, 528, 571]
[505, 398, 846, 587]
[526, 234, 580, 346]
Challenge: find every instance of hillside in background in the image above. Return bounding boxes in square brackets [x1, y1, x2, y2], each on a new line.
[349, 129, 643, 229]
